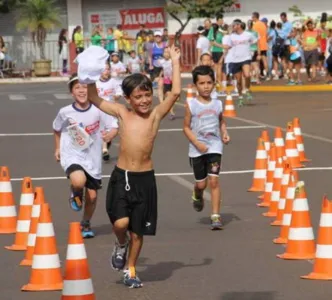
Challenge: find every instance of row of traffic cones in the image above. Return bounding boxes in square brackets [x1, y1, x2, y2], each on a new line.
[185, 84, 237, 118]
[248, 120, 332, 280]
[0, 166, 96, 297]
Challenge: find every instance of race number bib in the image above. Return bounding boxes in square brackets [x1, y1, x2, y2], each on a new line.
[306, 36, 316, 45]
[67, 123, 93, 150]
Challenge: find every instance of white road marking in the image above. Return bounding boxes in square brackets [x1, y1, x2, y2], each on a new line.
[53, 93, 72, 100]
[9, 94, 26, 101]
[0, 126, 265, 137]
[8, 166, 332, 182]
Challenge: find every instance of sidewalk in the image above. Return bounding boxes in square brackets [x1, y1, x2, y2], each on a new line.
[1, 73, 332, 92]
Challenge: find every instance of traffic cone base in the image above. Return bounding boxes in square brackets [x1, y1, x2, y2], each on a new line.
[273, 237, 287, 244]
[271, 220, 282, 226]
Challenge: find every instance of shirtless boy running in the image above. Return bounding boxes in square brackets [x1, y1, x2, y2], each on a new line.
[80, 45, 181, 288]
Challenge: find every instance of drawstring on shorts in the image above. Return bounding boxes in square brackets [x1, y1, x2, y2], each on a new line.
[125, 170, 131, 191]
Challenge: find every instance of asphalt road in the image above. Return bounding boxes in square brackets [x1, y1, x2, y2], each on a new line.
[0, 82, 332, 300]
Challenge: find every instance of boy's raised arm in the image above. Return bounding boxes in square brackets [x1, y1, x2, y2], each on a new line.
[87, 83, 122, 117]
[155, 45, 181, 120]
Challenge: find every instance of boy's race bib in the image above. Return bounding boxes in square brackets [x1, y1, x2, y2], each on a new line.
[67, 123, 93, 150]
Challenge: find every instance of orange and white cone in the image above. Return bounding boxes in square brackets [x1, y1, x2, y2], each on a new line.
[293, 117, 310, 163]
[62, 222, 95, 299]
[20, 187, 46, 266]
[5, 177, 34, 250]
[248, 138, 267, 192]
[285, 122, 303, 168]
[257, 130, 271, 201]
[274, 127, 286, 161]
[186, 84, 195, 101]
[277, 181, 315, 259]
[263, 157, 283, 217]
[223, 94, 237, 117]
[0, 166, 17, 234]
[302, 195, 332, 280]
[273, 170, 298, 244]
[257, 144, 277, 207]
[21, 203, 63, 291]
[271, 162, 291, 226]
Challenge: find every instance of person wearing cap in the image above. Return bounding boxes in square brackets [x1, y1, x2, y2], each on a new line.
[196, 25, 211, 66]
[252, 12, 269, 79]
[148, 30, 168, 89]
[110, 51, 127, 94]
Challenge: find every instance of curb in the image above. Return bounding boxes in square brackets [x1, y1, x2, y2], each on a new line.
[0, 77, 69, 84]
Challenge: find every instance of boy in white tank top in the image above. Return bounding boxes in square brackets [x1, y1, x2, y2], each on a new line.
[183, 65, 230, 230]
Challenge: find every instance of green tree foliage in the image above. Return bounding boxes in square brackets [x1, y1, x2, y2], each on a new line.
[166, 0, 234, 38]
[16, 0, 61, 60]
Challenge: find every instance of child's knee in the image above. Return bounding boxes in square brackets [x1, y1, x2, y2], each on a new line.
[130, 232, 143, 243]
[195, 180, 207, 191]
[86, 189, 97, 204]
[209, 176, 220, 189]
[70, 171, 86, 189]
[114, 217, 129, 231]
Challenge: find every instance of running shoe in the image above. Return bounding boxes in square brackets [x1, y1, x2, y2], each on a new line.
[110, 240, 129, 271]
[245, 91, 253, 103]
[287, 80, 296, 86]
[69, 188, 84, 212]
[192, 191, 204, 212]
[211, 214, 223, 230]
[102, 149, 110, 162]
[237, 96, 244, 107]
[81, 220, 95, 239]
[123, 268, 143, 288]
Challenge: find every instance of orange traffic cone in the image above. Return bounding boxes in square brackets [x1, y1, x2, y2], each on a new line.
[257, 144, 277, 207]
[22, 203, 63, 291]
[285, 122, 303, 168]
[186, 84, 195, 101]
[20, 187, 46, 266]
[0, 166, 17, 234]
[271, 162, 291, 226]
[257, 130, 271, 201]
[274, 127, 286, 160]
[273, 170, 298, 244]
[293, 117, 310, 163]
[248, 138, 267, 192]
[5, 177, 34, 250]
[277, 181, 315, 259]
[62, 222, 95, 299]
[223, 94, 237, 117]
[263, 157, 283, 217]
[301, 195, 332, 280]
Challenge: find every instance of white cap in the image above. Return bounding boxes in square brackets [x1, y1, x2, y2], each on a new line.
[154, 30, 162, 36]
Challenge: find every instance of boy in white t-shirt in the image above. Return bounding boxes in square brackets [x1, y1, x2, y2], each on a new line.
[53, 73, 119, 238]
[196, 26, 211, 66]
[110, 52, 127, 92]
[127, 50, 142, 74]
[96, 60, 121, 161]
[183, 65, 230, 230]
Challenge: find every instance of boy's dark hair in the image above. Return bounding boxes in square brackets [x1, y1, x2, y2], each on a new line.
[68, 72, 79, 92]
[200, 52, 212, 60]
[280, 12, 287, 18]
[122, 73, 153, 98]
[192, 65, 215, 84]
[252, 12, 260, 19]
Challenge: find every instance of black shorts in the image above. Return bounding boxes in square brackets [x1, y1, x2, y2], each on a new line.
[251, 51, 258, 62]
[190, 153, 222, 181]
[289, 57, 302, 65]
[66, 164, 102, 190]
[151, 67, 163, 81]
[212, 52, 223, 63]
[163, 83, 172, 94]
[222, 63, 231, 75]
[319, 53, 326, 62]
[304, 49, 319, 66]
[76, 47, 84, 54]
[260, 50, 267, 56]
[230, 60, 251, 75]
[106, 166, 158, 236]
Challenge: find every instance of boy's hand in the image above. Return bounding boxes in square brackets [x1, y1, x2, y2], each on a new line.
[196, 142, 208, 153]
[54, 149, 60, 162]
[169, 45, 181, 61]
[101, 130, 112, 143]
[222, 132, 230, 144]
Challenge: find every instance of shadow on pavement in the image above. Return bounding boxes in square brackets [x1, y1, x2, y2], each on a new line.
[198, 213, 241, 227]
[221, 291, 278, 300]
[116, 257, 213, 284]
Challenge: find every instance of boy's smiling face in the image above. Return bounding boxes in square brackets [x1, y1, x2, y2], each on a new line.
[126, 87, 153, 115]
[71, 82, 88, 105]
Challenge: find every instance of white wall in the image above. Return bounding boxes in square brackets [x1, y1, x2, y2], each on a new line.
[67, 0, 83, 38]
[166, 0, 332, 34]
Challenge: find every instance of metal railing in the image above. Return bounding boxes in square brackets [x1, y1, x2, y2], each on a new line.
[1, 36, 198, 77]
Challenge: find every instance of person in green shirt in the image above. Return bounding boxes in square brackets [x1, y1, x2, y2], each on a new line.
[247, 20, 261, 84]
[105, 27, 115, 55]
[91, 26, 103, 47]
[207, 23, 224, 84]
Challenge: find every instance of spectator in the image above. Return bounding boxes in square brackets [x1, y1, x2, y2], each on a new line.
[58, 28, 68, 75]
[162, 28, 169, 43]
[204, 18, 212, 36]
[91, 25, 103, 46]
[280, 12, 293, 78]
[114, 25, 125, 61]
[72, 25, 84, 54]
[196, 25, 210, 66]
[105, 27, 115, 55]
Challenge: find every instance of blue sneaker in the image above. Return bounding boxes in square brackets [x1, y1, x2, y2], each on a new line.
[110, 240, 128, 271]
[210, 214, 223, 230]
[123, 268, 143, 288]
[69, 189, 84, 212]
[81, 220, 95, 239]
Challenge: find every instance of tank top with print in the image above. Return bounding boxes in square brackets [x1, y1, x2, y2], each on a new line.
[188, 98, 223, 158]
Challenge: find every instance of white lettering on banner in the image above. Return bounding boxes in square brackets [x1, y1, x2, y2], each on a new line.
[121, 8, 165, 30]
[124, 13, 164, 26]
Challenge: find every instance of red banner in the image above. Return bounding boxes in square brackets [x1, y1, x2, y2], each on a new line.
[120, 7, 165, 30]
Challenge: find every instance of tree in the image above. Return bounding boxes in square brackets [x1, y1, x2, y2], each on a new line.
[15, 0, 61, 60]
[166, 0, 234, 38]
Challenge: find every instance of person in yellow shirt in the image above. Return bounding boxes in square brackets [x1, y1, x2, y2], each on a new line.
[72, 26, 84, 54]
[113, 25, 124, 61]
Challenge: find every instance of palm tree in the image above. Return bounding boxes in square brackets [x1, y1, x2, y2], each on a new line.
[16, 0, 61, 60]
